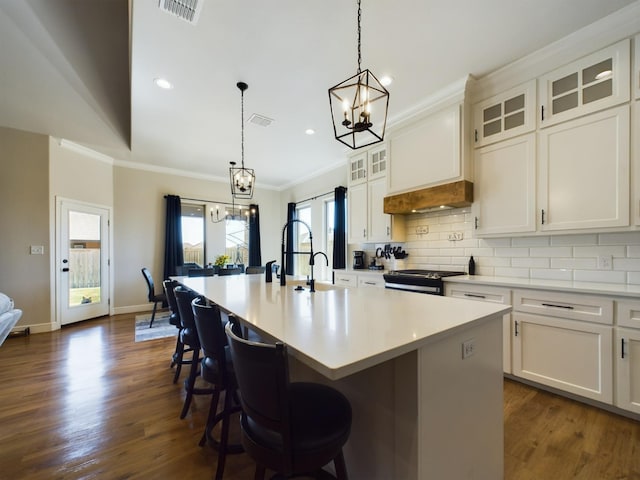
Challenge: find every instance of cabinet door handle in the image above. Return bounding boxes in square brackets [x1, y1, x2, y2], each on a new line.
[474, 217, 479, 229]
[363, 229, 366, 238]
[542, 303, 574, 310]
[474, 129, 478, 143]
[514, 320, 519, 337]
[541, 105, 545, 121]
[386, 226, 390, 236]
[621, 338, 626, 359]
[541, 209, 545, 225]
[464, 293, 486, 299]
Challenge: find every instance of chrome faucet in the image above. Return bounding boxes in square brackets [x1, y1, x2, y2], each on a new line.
[309, 251, 329, 293]
[280, 219, 313, 286]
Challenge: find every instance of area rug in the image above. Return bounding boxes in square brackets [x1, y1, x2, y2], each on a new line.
[134, 312, 177, 342]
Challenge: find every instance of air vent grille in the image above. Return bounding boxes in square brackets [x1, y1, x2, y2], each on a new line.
[158, 0, 203, 25]
[248, 113, 274, 127]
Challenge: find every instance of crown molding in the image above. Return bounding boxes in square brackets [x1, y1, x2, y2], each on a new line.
[473, 1, 640, 101]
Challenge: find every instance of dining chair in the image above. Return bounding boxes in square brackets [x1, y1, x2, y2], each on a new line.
[192, 296, 243, 479]
[218, 267, 242, 276]
[174, 285, 213, 418]
[225, 318, 352, 479]
[163, 279, 191, 382]
[141, 267, 166, 328]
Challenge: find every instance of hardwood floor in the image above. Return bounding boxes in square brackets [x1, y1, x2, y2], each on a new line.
[0, 313, 638, 479]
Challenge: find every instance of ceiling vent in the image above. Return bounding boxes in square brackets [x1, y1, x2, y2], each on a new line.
[248, 113, 274, 127]
[158, 0, 204, 25]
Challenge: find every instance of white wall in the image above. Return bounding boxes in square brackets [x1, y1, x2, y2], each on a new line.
[113, 165, 282, 312]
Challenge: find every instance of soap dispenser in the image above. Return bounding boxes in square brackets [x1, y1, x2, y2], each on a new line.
[468, 256, 476, 275]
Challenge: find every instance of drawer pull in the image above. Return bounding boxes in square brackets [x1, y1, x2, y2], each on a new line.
[364, 281, 376, 285]
[464, 293, 486, 299]
[621, 338, 626, 359]
[541, 303, 574, 310]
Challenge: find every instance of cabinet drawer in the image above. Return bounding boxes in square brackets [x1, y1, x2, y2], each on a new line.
[512, 289, 613, 325]
[334, 273, 357, 287]
[616, 300, 640, 329]
[358, 276, 384, 288]
[445, 283, 511, 305]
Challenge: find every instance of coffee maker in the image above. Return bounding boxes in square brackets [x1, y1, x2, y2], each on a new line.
[353, 250, 365, 269]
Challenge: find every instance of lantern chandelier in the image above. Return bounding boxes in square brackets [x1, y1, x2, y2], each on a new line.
[229, 81, 255, 199]
[210, 196, 251, 223]
[328, 0, 389, 150]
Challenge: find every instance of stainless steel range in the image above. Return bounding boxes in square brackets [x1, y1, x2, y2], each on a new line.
[383, 269, 466, 295]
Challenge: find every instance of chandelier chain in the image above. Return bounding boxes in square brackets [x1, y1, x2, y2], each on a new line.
[240, 87, 245, 168]
[357, 0, 362, 74]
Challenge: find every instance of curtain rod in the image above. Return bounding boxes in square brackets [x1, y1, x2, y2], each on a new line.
[296, 189, 342, 205]
[169, 195, 254, 208]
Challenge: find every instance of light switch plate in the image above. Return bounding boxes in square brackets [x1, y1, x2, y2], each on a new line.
[30, 245, 44, 255]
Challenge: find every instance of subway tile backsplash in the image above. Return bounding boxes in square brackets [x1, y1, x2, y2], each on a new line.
[396, 207, 640, 285]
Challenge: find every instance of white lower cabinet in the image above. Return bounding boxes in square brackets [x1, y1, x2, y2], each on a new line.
[615, 300, 640, 414]
[615, 328, 640, 414]
[512, 312, 613, 403]
[334, 272, 358, 287]
[445, 283, 512, 373]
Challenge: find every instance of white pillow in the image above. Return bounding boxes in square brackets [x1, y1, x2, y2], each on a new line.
[0, 293, 14, 315]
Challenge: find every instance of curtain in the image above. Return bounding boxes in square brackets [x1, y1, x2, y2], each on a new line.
[285, 202, 296, 275]
[248, 204, 262, 266]
[163, 195, 184, 280]
[332, 186, 347, 269]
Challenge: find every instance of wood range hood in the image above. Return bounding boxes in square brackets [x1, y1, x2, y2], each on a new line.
[383, 180, 473, 214]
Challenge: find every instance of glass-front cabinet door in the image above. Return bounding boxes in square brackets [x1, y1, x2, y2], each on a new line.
[473, 80, 536, 147]
[539, 39, 630, 128]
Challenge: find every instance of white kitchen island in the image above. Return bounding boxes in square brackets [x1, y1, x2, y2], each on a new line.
[179, 274, 511, 479]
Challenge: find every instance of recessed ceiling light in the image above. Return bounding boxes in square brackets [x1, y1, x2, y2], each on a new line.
[380, 75, 393, 86]
[305, 129, 315, 135]
[154, 77, 173, 90]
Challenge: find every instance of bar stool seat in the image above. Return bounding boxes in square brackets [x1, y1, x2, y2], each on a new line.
[225, 319, 352, 479]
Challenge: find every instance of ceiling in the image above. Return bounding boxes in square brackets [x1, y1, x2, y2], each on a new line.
[1, 0, 637, 191]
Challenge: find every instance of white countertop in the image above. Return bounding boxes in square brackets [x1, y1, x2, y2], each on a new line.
[178, 275, 510, 380]
[445, 275, 640, 298]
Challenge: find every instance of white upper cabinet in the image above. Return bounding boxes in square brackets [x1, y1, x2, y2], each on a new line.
[538, 104, 629, 232]
[347, 144, 405, 244]
[388, 102, 470, 194]
[539, 39, 630, 128]
[634, 101, 640, 226]
[473, 133, 536, 236]
[635, 34, 640, 99]
[348, 182, 368, 243]
[473, 80, 536, 147]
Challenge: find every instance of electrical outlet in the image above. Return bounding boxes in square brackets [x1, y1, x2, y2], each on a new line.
[462, 338, 476, 359]
[448, 232, 463, 241]
[597, 255, 612, 270]
[30, 245, 44, 255]
[416, 226, 429, 234]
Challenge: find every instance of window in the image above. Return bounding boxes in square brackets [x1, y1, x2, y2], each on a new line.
[181, 204, 205, 267]
[225, 211, 249, 267]
[295, 205, 311, 277]
[324, 199, 335, 277]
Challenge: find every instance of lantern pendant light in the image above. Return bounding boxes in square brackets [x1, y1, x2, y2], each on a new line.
[328, 0, 389, 150]
[229, 81, 255, 199]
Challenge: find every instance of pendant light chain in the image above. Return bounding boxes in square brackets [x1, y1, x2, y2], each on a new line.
[357, 0, 362, 75]
[240, 86, 245, 168]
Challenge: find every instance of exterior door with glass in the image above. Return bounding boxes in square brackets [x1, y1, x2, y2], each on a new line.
[57, 198, 110, 325]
